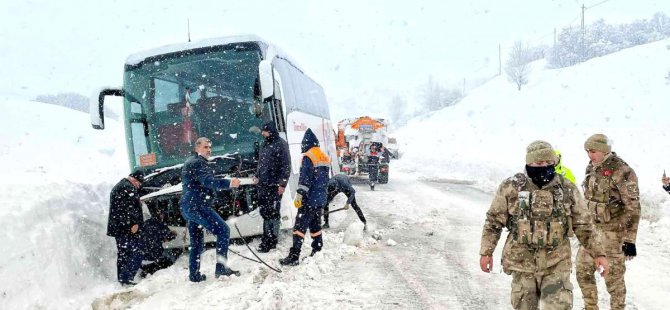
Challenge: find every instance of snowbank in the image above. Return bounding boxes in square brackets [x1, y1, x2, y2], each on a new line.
[0, 100, 128, 308]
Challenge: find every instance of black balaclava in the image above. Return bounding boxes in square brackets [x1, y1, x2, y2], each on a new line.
[526, 164, 556, 188]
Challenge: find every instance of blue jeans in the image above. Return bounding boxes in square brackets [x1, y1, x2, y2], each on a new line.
[115, 234, 143, 284]
[182, 206, 230, 280]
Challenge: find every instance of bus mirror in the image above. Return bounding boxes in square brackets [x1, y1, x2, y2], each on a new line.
[90, 87, 124, 130]
[258, 60, 273, 100]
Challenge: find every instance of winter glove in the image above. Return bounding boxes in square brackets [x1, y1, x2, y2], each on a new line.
[622, 242, 637, 257]
[343, 203, 350, 210]
[294, 194, 303, 209]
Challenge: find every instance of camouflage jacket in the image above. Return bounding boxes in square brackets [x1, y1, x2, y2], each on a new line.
[480, 173, 605, 274]
[583, 152, 641, 244]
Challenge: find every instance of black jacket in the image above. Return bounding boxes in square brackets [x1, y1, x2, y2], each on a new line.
[380, 148, 392, 163]
[256, 122, 291, 187]
[107, 178, 144, 237]
[141, 218, 175, 261]
[327, 174, 355, 205]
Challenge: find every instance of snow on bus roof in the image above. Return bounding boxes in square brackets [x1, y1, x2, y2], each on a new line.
[125, 34, 301, 70]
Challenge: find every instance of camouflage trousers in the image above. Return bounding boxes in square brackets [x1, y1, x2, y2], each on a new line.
[510, 262, 573, 310]
[576, 246, 627, 310]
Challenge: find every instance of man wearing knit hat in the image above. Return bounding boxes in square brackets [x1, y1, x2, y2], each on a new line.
[576, 133, 641, 310]
[480, 140, 608, 309]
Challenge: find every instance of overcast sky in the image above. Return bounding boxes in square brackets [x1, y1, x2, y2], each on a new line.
[1, 0, 669, 119]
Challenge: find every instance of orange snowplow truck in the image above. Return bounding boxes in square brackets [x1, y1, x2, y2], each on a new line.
[336, 116, 390, 184]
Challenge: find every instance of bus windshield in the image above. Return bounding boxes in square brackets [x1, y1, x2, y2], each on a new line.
[123, 43, 273, 170]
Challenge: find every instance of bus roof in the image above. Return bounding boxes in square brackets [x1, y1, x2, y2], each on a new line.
[125, 34, 300, 70]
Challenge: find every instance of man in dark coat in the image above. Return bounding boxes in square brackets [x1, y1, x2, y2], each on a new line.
[107, 170, 145, 285]
[380, 145, 393, 163]
[324, 174, 367, 229]
[279, 129, 330, 266]
[367, 143, 380, 190]
[180, 137, 241, 282]
[254, 122, 291, 252]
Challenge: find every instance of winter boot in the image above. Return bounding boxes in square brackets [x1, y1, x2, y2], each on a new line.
[279, 253, 300, 266]
[310, 249, 321, 257]
[257, 244, 271, 253]
[189, 273, 207, 283]
[322, 222, 330, 229]
[280, 245, 301, 266]
[370, 182, 375, 191]
[216, 268, 240, 278]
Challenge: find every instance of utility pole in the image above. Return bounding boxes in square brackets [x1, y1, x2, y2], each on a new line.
[498, 44, 502, 76]
[581, 4, 586, 61]
[553, 27, 557, 48]
[581, 4, 585, 33]
[187, 18, 191, 42]
[463, 77, 466, 95]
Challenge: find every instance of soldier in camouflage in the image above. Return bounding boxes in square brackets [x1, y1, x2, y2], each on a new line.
[480, 140, 609, 310]
[576, 134, 641, 310]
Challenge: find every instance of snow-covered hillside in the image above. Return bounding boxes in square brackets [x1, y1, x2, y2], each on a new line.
[395, 38, 670, 220]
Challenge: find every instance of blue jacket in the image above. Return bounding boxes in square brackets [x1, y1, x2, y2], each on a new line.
[327, 174, 355, 205]
[297, 129, 330, 208]
[180, 154, 230, 215]
[256, 122, 291, 187]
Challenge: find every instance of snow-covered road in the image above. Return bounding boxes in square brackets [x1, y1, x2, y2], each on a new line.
[92, 172, 512, 309]
[90, 171, 667, 310]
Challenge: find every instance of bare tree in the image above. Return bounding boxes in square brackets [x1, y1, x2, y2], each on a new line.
[389, 95, 408, 127]
[421, 75, 463, 112]
[505, 41, 532, 91]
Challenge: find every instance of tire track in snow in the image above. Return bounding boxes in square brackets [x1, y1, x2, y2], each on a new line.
[328, 172, 509, 309]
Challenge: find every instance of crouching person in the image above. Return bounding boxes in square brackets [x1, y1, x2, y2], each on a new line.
[324, 173, 367, 230]
[140, 211, 179, 278]
[280, 129, 330, 266]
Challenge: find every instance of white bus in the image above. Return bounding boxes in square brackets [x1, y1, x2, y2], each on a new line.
[90, 35, 339, 247]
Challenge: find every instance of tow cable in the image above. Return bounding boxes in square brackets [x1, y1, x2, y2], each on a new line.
[232, 223, 282, 273]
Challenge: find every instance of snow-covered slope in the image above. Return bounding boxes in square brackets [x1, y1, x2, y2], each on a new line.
[0, 100, 128, 308]
[395, 38, 670, 220]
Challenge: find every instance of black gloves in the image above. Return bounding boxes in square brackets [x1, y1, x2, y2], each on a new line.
[622, 242, 637, 257]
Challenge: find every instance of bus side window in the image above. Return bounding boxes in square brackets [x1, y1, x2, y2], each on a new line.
[273, 79, 286, 132]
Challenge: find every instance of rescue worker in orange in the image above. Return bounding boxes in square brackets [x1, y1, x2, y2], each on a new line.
[279, 129, 331, 266]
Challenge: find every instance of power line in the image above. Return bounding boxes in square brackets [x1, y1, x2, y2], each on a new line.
[586, 0, 616, 10]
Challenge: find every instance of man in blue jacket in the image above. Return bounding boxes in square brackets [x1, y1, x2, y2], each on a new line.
[107, 170, 145, 286]
[180, 137, 241, 282]
[279, 129, 330, 266]
[324, 174, 367, 230]
[254, 122, 291, 253]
